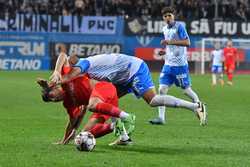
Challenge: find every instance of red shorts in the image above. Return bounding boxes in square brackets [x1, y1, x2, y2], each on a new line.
[89, 82, 118, 122]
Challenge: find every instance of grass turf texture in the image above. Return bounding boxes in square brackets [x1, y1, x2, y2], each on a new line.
[0, 71, 250, 167]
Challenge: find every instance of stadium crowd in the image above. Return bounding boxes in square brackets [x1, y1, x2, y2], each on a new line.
[0, 0, 249, 20]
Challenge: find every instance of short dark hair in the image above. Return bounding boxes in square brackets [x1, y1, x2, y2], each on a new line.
[41, 88, 52, 102]
[161, 6, 175, 15]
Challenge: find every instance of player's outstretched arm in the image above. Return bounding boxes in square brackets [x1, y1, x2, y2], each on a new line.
[50, 52, 68, 83]
[55, 106, 87, 145]
[161, 39, 190, 46]
[60, 59, 90, 84]
[60, 67, 82, 84]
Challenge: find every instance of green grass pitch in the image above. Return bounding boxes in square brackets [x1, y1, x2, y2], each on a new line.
[0, 71, 250, 167]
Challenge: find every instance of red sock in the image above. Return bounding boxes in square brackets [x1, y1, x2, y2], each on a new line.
[89, 123, 112, 138]
[228, 73, 233, 81]
[95, 103, 121, 118]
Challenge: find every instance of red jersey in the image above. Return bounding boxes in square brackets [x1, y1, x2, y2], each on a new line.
[223, 47, 237, 64]
[61, 66, 92, 118]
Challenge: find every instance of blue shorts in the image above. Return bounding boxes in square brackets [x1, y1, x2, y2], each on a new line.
[116, 62, 155, 98]
[211, 65, 223, 73]
[159, 65, 191, 89]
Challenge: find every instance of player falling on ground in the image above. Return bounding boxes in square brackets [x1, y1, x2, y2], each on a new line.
[38, 45, 135, 145]
[210, 42, 224, 86]
[52, 53, 207, 136]
[37, 77, 134, 145]
[149, 6, 202, 125]
[223, 38, 239, 86]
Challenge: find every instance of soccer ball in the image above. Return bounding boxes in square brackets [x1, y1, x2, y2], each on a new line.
[74, 131, 96, 152]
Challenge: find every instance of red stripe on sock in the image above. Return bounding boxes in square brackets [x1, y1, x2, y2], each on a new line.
[89, 123, 112, 138]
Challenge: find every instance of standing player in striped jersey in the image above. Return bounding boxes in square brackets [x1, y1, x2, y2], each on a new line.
[210, 42, 224, 86]
[55, 53, 207, 129]
[149, 6, 203, 125]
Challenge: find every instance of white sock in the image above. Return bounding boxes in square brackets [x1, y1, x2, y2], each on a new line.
[212, 74, 217, 85]
[158, 106, 165, 121]
[183, 87, 200, 103]
[157, 85, 169, 120]
[150, 95, 199, 111]
[119, 111, 129, 120]
[219, 73, 224, 82]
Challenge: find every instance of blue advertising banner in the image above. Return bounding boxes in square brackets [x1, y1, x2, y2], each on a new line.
[0, 33, 50, 70]
[0, 14, 118, 35]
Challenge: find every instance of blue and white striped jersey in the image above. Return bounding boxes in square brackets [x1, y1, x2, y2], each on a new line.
[163, 22, 189, 66]
[74, 53, 143, 85]
[211, 49, 223, 66]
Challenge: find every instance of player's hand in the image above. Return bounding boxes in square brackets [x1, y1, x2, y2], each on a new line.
[160, 40, 169, 46]
[50, 71, 61, 84]
[37, 78, 50, 89]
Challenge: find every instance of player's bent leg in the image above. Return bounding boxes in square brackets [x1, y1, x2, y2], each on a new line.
[211, 73, 217, 86]
[84, 117, 101, 132]
[121, 113, 136, 135]
[219, 73, 224, 86]
[89, 123, 113, 138]
[109, 123, 133, 146]
[149, 94, 198, 111]
[88, 99, 135, 138]
[149, 85, 168, 125]
[227, 69, 234, 85]
[196, 102, 208, 126]
[183, 87, 200, 103]
[143, 89, 207, 126]
[84, 115, 113, 138]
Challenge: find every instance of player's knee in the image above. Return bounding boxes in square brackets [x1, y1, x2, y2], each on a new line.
[149, 95, 160, 107]
[183, 86, 191, 94]
[158, 85, 168, 95]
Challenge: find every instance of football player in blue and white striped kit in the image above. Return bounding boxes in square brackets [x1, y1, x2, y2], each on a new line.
[211, 42, 224, 86]
[149, 6, 204, 125]
[59, 53, 207, 129]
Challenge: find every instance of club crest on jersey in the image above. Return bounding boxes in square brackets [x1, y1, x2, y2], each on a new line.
[136, 36, 154, 47]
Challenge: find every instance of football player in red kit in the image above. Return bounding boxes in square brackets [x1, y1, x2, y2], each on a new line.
[223, 39, 238, 85]
[38, 44, 134, 145]
[37, 75, 134, 145]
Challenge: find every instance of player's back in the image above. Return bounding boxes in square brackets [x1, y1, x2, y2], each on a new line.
[211, 49, 223, 66]
[62, 66, 92, 108]
[83, 53, 143, 84]
[162, 22, 189, 66]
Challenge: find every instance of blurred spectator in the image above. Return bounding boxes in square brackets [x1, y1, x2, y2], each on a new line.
[235, 1, 247, 21]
